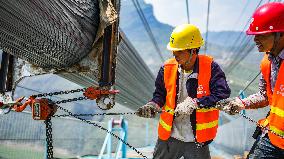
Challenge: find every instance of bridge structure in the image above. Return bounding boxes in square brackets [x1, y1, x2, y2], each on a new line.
[0, 0, 280, 158]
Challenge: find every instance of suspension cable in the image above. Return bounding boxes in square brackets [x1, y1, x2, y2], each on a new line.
[224, 0, 264, 73]
[238, 71, 261, 95]
[131, 0, 165, 62]
[185, 0, 190, 23]
[204, 0, 211, 54]
[218, 0, 251, 47]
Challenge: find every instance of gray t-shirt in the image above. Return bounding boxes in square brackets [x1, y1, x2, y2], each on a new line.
[171, 67, 196, 142]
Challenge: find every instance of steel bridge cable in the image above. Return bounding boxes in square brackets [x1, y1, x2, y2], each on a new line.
[224, 0, 264, 72]
[225, 0, 263, 61]
[218, 0, 251, 46]
[227, 42, 255, 74]
[239, 71, 261, 96]
[228, 45, 254, 73]
[116, 32, 155, 109]
[204, 0, 211, 54]
[226, 0, 277, 73]
[226, 36, 254, 73]
[226, 44, 252, 73]
[131, 0, 165, 62]
[225, 32, 257, 73]
[225, 0, 264, 56]
[185, 0, 190, 23]
[226, 36, 254, 71]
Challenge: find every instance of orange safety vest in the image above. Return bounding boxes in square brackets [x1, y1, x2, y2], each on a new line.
[158, 55, 219, 143]
[260, 54, 284, 149]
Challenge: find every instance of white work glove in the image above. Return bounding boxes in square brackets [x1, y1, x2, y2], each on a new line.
[175, 97, 198, 116]
[136, 102, 160, 118]
[216, 97, 245, 115]
[217, 93, 267, 115]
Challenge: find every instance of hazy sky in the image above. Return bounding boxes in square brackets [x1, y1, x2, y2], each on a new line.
[144, 0, 267, 33]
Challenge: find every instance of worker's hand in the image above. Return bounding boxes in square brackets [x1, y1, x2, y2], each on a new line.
[175, 97, 198, 116]
[136, 102, 160, 118]
[216, 97, 245, 115]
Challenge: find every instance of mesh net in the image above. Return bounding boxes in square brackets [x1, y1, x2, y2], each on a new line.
[0, 107, 158, 158]
[0, 61, 156, 158]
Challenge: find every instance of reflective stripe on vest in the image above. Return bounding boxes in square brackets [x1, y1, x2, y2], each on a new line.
[259, 118, 269, 127]
[158, 55, 219, 143]
[159, 105, 175, 132]
[196, 108, 216, 112]
[271, 106, 284, 118]
[270, 126, 284, 136]
[260, 54, 284, 149]
[196, 120, 218, 130]
[164, 105, 175, 115]
[159, 119, 171, 131]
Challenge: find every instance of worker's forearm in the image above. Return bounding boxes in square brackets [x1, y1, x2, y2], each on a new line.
[242, 92, 269, 109]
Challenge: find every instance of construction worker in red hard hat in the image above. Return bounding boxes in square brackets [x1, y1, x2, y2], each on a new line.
[136, 24, 231, 159]
[219, 2, 284, 158]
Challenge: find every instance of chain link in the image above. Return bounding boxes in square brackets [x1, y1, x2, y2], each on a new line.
[54, 96, 88, 104]
[236, 111, 284, 139]
[44, 117, 53, 159]
[56, 105, 148, 159]
[53, 111, 138, 117]
[34, 88, 86, 98]
[53, 106, 284, 140]
[52, 109, 176, 118]
[236, 72, 284, 139]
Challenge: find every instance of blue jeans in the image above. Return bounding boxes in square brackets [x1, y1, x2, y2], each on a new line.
[247, 134, 284, 159]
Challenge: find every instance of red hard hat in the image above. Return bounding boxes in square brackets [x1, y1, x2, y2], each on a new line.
[246, 2, 284, 35]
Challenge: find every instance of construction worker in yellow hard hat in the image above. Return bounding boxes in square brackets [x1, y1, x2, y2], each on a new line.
[136, 24, 231, 159]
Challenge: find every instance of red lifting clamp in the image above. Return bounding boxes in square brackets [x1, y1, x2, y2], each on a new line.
[83, 87, 119, 100]
[13, 96, 57, 120]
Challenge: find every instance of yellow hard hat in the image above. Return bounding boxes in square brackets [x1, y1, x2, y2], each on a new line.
[167, 24, 204, 51]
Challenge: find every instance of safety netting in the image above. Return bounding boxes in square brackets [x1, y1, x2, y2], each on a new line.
[0, 72, 158, 158]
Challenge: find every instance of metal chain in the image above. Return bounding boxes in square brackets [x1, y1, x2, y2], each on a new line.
[56, 105, 148, 159]
[34, 88, 86, 98]
[236, 110, 284, 139]
[236, 72, 284, 139]
[53, 105, 284, 140]
[52, 109, 208, 148]
[54, 96, 88, 105]
[53, 111, 137, 117]
[52, 109, 176, 118]
[44, 117, 54, 159]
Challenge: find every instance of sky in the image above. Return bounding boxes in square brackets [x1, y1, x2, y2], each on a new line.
[144, 0, 267, 33]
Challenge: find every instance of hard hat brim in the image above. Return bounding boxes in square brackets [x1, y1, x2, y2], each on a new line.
[246, 29, 284, 35]
[167, 43, 185, 51]
[166, 40, 204, 51]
